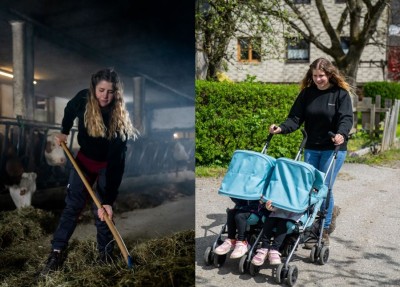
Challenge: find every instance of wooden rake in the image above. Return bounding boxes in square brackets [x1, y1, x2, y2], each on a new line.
[60, 142, 133, 268]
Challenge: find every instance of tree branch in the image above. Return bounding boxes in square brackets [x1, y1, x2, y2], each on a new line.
[282, 0, 316, 37]
[360, 0, 389, 44]
[315, 0, 341, 46]
[336, 6, 349, 34]
[285, 19, 332, 54]
[361, 0, 372, 10]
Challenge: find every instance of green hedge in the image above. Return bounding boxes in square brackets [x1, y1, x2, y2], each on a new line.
[363, 81, 400, 124]
[363, 81, 400, 105]
[195, 81, 303, 166]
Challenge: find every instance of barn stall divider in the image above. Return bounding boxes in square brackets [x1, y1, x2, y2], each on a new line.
[0, 116, 194, 209]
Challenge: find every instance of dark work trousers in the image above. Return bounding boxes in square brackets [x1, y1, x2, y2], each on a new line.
[227, 209, 251, 241]
[51, 151, 114, 254]
[260, 217, 292, 250]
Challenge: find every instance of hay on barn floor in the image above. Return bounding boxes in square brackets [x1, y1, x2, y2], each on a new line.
[0, 206, 57, 249]
[0, 207, 194, 287]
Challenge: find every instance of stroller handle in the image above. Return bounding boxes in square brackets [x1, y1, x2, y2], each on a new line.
[261, 134, 273, 154]
[299, 129, 308, 150]
[294, 129, 307, 161]
[328, 131, 342, 153]
[261, 126, 277, 153]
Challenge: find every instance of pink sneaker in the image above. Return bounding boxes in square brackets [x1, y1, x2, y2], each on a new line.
[214, 239, 236, 255]
[268, 250, 282, 265]
[251, 248, 269, 266]
[230, 241, 249, 259]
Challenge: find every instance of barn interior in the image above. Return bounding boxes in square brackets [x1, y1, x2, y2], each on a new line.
[0, 0, 195, 218]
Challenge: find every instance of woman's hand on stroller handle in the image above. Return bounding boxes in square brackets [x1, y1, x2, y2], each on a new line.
[329, 131, 344, 147]
[269, 125, 281, 134]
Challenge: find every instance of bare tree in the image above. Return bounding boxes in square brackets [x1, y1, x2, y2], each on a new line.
[271, 0, 390, 86]
[196, 0, 390, 85]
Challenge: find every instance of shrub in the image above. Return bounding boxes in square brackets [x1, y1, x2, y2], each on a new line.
[363, 81, 400, 105]
[196, 81, 303, 166]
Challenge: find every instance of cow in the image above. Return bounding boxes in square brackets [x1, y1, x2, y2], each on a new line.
[7, 172, 37, 209]
[44, 132, 67, 167]
[1, 127, 70, 193]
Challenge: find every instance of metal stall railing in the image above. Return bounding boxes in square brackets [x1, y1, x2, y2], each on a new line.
[1, 117, 194, 194]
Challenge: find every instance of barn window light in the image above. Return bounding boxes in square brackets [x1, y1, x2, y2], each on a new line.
[0, 70, 13, 78]
[0, 69, 37, 85]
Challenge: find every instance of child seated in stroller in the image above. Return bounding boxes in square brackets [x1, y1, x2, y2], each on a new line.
[251, 200, 303, 266]
[214, 198, 264, 259]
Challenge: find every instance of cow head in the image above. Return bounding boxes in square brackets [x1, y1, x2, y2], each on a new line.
[7, 172, 37, 209]
[44, 133, 67, 166]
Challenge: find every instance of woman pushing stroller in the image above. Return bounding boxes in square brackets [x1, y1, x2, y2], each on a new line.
[268, 57, 353, 246]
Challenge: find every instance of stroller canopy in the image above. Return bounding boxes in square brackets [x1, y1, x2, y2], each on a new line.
[262, 157, 328, 213]
[218, 150, 276, 200]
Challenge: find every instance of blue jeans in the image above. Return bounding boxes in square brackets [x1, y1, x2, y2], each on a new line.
[51, 167, 114, 254]
[304, 149, 346, 229]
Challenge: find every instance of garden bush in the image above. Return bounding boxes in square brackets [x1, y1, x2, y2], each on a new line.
[363, 81, 400, 105]
[362, 81, 400, 124]
[195, 81, 303, 166]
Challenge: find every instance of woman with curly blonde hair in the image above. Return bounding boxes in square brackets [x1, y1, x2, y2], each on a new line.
[41, 68, 138, 275]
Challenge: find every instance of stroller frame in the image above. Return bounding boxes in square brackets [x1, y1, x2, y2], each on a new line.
[249, 132, 341, 287]
[203, 132, 277, 269]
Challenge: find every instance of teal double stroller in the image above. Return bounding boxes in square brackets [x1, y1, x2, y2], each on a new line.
[204, 131, 339, 286]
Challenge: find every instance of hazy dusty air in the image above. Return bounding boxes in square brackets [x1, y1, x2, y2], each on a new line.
[0, 0, 195, 236]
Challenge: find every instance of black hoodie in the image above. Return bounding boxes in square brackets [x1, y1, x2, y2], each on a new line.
[61, 89, 127, 204]
[279, 85, 353, 151]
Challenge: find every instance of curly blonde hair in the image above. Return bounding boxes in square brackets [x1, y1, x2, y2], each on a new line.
[84, 68, 139, 141]
[300, 58, 354, 93]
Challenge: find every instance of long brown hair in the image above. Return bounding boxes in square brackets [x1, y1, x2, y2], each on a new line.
[300, 58, 353, 92]
[84, 68, 139, 141]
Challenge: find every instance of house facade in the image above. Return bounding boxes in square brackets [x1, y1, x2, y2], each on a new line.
[223, 1, 389, 85]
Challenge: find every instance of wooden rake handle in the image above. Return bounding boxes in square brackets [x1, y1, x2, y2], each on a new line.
[60, 141, 133, 268]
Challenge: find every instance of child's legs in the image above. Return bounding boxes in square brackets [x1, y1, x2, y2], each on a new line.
[234, 211, 251, 241]
[260, 217, 279, 249]
[269, 219, 290, 250]
[226, 209, 238, 239]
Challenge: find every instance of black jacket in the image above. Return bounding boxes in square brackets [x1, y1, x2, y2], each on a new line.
[279, 85, 353, 151]
[61, 89, 127, 204]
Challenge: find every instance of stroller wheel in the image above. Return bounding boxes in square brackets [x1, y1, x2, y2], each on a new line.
[238, 255, 249, 274]
[275, 263, 286, 284]
[213, 253, 227, 268]
[203, 246, 213, 266]
[317, 246, 330, 265]
[249, 262, 260, 276]
[287, 265, 299, 286]
[309, 246, 317, 263]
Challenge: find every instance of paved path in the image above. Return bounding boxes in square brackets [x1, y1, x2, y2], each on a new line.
[195, 163, 400, 287]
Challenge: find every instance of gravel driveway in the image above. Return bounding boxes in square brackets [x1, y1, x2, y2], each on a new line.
[195, 162, 400, 287]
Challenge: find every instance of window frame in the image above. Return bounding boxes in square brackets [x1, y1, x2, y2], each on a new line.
[286, 38, 310, 63]
[237, 37, 262, 63]
[293, 0, 311, 4]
